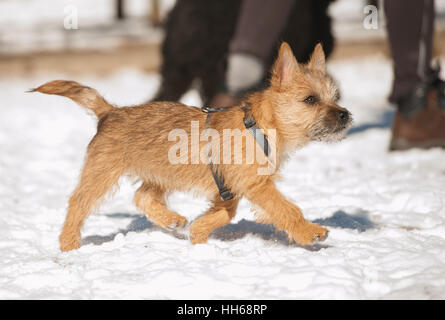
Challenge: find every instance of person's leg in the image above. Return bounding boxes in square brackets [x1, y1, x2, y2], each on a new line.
[385, 0, 435, 104]
[218, 0, 296, 102]
[385, 0, 445, 150]
[230, 0, 295, 62]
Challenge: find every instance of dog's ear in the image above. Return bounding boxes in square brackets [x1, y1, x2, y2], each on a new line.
[271, 42, 299, 87]
[308, 43, 326, 73]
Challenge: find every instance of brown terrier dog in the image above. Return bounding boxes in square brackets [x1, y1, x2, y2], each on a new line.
[32, 43, 351, 252]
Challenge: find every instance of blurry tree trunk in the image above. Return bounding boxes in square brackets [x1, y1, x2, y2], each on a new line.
[116, 0, 125, 20]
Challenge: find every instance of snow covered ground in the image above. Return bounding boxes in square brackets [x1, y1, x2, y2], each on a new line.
[1, 55, 445, 299]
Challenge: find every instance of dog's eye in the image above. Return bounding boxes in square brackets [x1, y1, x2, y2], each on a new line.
[304, 95, 317, 105]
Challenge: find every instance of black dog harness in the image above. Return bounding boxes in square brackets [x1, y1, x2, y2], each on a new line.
[201, 103, 270, 201]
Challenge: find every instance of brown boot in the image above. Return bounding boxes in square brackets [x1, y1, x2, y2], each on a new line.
[390, 79, 445, 151]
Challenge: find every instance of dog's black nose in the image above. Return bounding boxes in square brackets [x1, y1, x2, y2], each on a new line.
[337, 110, 349, 123]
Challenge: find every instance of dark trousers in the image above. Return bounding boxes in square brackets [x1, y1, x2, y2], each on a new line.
[385, 0, 435, 103]
[229, 0, 295, 61]
[230, 0, 436, 104]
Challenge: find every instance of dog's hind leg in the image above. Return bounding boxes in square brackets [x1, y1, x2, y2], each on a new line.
[134, 181, 187, 229]
[59, 152, 124, 252]
[190, 197, 239, 244]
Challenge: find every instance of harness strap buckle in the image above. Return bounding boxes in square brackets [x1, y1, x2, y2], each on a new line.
[243, 115, 256, 129]
[219, 187, 235, 201]
[209, 162, 236, 201]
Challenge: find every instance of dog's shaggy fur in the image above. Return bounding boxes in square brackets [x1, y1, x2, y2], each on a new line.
[153, 0, 335, 105]
[33, 43, 351, 252]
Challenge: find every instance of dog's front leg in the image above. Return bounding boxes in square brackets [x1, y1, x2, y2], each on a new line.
[245, 181, 328, 245]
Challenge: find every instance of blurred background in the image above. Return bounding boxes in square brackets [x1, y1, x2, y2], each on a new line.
[1, 0, 444, 79]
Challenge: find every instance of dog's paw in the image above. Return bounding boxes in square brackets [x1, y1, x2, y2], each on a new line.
[189, 229, 209, 244]
[189, 224, 210, 244]
[291, 222, 329, 245]
[190, 234, 208, 245]
[155, 212, 188, 230]
[169, 216, 188, 229]
[59, 234, 81, 252]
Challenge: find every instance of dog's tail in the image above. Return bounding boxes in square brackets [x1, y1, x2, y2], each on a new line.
[29, 80, 114, 119]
